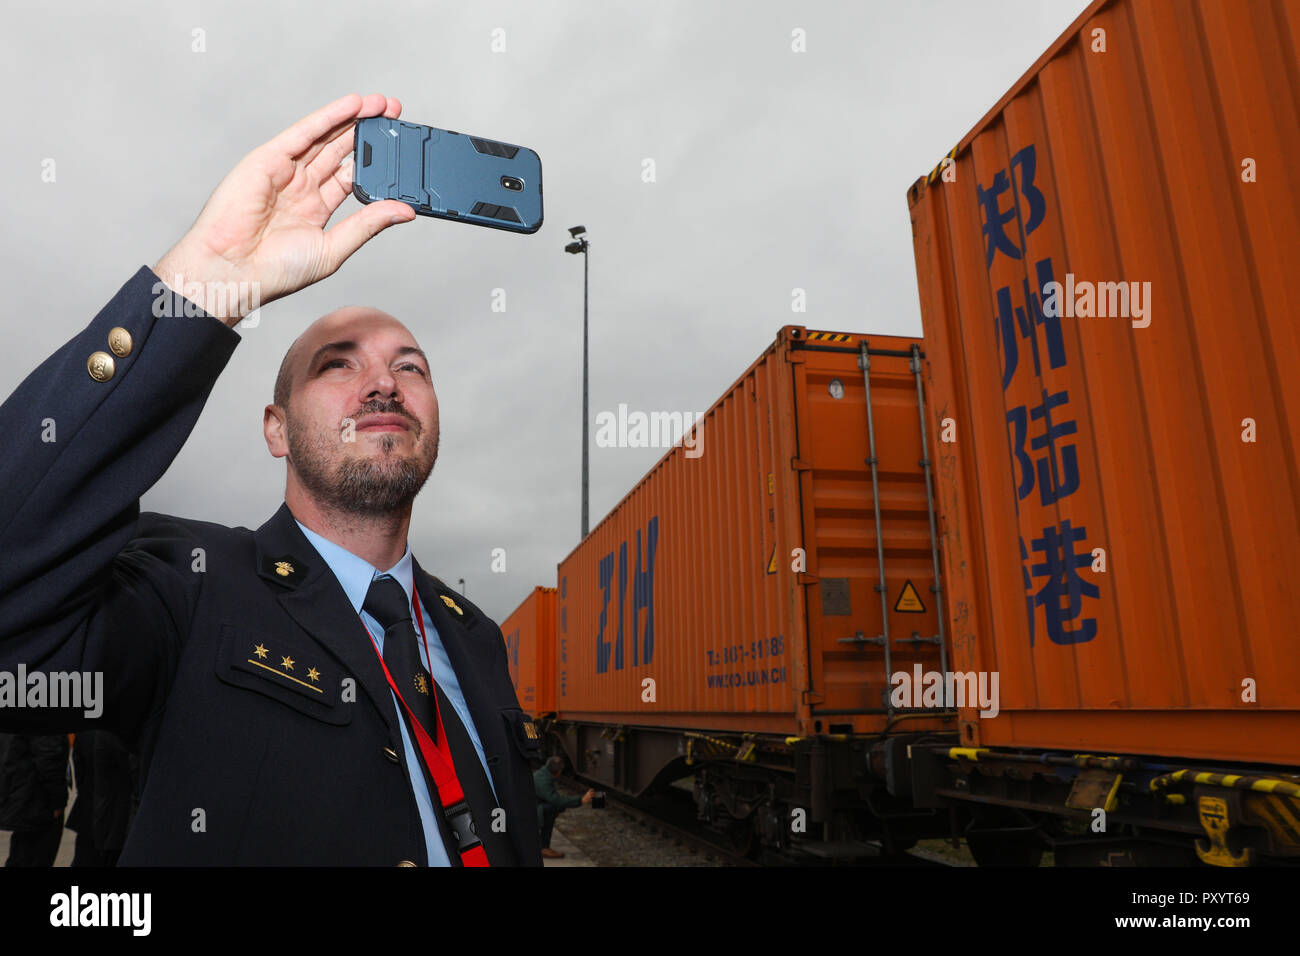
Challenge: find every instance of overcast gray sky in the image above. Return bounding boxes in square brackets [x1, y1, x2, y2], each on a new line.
[2, 0, 1087, 622]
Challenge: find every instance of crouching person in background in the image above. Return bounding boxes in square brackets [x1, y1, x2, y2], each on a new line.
[534, 756, 594, 859]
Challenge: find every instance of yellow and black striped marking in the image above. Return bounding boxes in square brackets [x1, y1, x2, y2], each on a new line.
[926, 146, 958, 185]
[1150, 769, 1300, 799]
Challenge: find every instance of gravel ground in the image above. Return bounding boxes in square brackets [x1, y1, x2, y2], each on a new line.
[549, 779, 735, 867]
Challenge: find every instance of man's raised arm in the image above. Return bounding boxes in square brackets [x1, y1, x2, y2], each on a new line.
[0, 93, 415, 738]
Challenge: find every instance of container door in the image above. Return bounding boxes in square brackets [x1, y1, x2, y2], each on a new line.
[791, 334, 949, 732]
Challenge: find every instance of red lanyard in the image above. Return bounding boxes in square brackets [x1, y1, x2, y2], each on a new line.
[360, 577, 490, 867]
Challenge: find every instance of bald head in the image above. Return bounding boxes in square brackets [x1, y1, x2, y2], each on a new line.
[263, 304, 440, 522]
[272, 306, 419, 411]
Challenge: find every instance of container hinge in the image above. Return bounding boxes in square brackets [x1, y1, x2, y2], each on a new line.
[791, 457, 813, 471]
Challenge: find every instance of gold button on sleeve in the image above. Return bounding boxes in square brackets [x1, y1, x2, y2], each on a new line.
[87, 351, 116, 382]
[108, 326, 134, 357]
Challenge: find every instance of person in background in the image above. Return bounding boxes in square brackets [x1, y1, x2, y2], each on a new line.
[534, 756, 593, 859]
[67, 730, 138, 867]
[66, 732, 102, 866]
[0, 733, 70, 866]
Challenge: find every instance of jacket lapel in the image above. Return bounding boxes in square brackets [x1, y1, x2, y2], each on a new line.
[253, 503, 400, 738]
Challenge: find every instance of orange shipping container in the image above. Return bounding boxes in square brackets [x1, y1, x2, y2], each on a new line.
[908, 0, 1300, 763]
[500, 586, 556, 716]
[556, 327, 951, 738]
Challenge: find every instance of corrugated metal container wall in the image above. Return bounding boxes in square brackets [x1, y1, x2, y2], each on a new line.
[908, 0, 1300, 763]
[555, 327, 951, 738]
[500, 587, 556, 715]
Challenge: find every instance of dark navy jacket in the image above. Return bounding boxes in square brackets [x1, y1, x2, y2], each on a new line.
[0, 267, 542, 865]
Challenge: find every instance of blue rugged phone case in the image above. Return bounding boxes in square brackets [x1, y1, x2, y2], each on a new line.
[352, 117, 542, 234]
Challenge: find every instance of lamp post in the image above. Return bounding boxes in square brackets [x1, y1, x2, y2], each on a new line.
[565, 225, 590, 539]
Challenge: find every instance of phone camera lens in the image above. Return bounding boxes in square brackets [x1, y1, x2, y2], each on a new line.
[501, 176, 523, 191]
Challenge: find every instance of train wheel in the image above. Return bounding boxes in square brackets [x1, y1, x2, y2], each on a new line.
[726, 817, 758, 858]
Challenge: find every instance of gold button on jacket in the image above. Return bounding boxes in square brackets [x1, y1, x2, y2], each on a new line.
[87, 351, 116, 382]
[108, 326, 134, 357]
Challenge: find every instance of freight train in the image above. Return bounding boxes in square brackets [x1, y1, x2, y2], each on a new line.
[500, 0, 1300, 866]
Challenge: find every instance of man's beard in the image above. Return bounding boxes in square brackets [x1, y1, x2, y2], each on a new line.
[286, 407, 439, 516]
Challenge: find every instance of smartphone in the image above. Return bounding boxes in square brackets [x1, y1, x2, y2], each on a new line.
[352, 116, 542, 234]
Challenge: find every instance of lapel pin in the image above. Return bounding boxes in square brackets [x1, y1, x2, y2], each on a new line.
[441, 594, 464, 616]
[264, 554, 308, 584]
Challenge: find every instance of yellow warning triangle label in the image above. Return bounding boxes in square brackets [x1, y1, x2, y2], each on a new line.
[766, 545, 777, 575]
[894, 579, 926, 613]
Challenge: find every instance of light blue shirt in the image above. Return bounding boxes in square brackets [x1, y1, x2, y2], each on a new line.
[295, 520, 497, 867]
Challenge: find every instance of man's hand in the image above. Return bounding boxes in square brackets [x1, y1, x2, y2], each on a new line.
[581, 788, 595, 805]
[153, 93, 417, 326]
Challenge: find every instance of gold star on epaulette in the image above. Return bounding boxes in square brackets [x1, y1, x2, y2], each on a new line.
[253, 644, 269, 659]
[281, 655, 295, 671]
[441, 594, 464, 615]
[307, 667, 321, 683]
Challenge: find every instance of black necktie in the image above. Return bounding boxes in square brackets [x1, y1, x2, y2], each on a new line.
[364, 575, 436, 733]
[362, 575, 515, 866]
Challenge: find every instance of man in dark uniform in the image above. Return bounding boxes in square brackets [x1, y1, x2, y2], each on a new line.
[0, 94, 542, 865]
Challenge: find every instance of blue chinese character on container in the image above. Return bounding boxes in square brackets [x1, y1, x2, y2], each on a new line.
[994, 258, 1067, 390]
[1029, 520, 1098, 645]
[977, 145, 1047, 268]
[1007, 387, 1080, 505]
